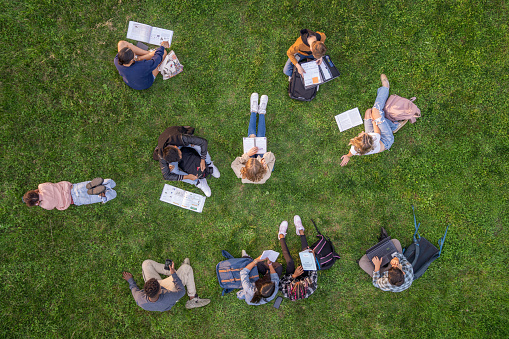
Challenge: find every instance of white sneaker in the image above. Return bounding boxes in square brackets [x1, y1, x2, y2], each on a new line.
[250, 93, 259, 113]
[241, 250, 249, 257]
[259, 95, 268, 114]
[294, 215, 305, 235]
[278, 220, 288, 239]
[196, 178, 211, 197]
[185, 296, 211, 309]
[210, 163, 220, 178]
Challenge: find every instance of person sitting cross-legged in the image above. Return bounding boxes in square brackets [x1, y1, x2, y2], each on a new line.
[122, 258, 210, 312]
[114, 40, 168, 90]
[358, 227, 414, 292]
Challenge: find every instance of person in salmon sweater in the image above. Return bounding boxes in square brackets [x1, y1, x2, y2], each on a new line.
[22, 178, 117, 210]
[283, 29, 327, 78]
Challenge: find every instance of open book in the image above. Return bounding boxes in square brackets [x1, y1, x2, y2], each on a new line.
[301, 55, 340, 89]
[243, 137, 267, 155]
[159, 184, 205, 213]
[260, 250, 280, 262]
[335, 107, 363, 132]
[299, 249, 317, 271]
[127, 21, 174, 46]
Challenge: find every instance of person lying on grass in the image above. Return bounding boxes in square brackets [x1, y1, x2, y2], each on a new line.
[122, 258, 210, 311]
[231, 93, 275, 184]
[114, 40, 169, 90]
[340, 74, 408, 167]
[23, 178, 116, 210]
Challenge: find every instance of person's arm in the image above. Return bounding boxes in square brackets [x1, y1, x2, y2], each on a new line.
[122, 272, 145, 300]
[262, 152, 275, 172]
[286, 38, 305, 75]
[160, 157, 184, 181]
[396, 253, 414, 276]
[144, 45, 166, 71]
[166, 273, 186, 300]
[182, 135, 208, 160]
[268, 263, 280, 290]
[371, 256, 390, 291]
[241, 257, 260, 291]
[340, 151, 354, 167]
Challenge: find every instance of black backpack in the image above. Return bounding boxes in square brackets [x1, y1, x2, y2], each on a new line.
[288, 57, 317, 102]
[309, 219, 340, 270]
[403, 206, 449, 280]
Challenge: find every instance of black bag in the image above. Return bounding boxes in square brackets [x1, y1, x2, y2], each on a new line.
[178, 147, 211, 178]
[403, 206, 449, 280]
[288, 57, 317, 102]
[309, 219, 340, 270]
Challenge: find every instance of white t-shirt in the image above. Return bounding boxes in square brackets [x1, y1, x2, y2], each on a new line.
[350, 133, 381, 156]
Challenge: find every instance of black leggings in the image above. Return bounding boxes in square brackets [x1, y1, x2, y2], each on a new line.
[279, 235, 309, 275]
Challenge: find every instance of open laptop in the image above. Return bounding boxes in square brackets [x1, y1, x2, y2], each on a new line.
[366, 237, 398, 267]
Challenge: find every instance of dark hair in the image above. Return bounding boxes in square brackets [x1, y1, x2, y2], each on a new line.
[388, 267, 405, 286]
[163, 146, 182, 162]
[118, 47, 134, 65]
[250, 275, 275, 304]
[144, 278, 160, 298]
[23, 190, 39, 207]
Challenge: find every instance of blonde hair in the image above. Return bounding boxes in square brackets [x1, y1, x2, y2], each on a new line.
[240, 158, 267, 182]
[349, 133, 375, 155]
[311, 41, 327, 59]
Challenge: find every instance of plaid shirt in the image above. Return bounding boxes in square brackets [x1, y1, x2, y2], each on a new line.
[280, 271, 318, 300]
[372, 253, 413, 292]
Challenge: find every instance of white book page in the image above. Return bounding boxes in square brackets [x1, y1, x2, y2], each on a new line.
[301, 61, 321, 87]
[160, 184, 205, 213]
[335, 107, 363, 132]
[319, 61, 332, 80]
[243, 137, 267, 154]
[148, 27, 174, 45]
[299, 250, 317, 271]
[260, 250, 279, 262]
[126, 21, 152, 43]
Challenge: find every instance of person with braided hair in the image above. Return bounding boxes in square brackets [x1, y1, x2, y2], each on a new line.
[277, 216, 318, 301]
[340, 74, 408, 167]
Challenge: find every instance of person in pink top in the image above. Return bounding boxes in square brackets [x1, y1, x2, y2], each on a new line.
[23, 178, 117, 210]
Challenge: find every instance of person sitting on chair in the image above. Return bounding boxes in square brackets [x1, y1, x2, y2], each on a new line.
[122, 258, 210, 312]
[154, 126, 220, 197]
[340, 74, 408, 167]
[358, 227, 414, 292]
[114, 40, 169, 90]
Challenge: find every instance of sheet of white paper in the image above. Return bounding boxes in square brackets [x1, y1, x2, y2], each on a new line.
[260, 250, 280, 262]
[319, 62, 332, 80]
[301, 61, 321, 87]
[148, 26, 174, 45]
[160, 184, 205, 213]
[335, 107, 363, 132]
[299, 250, 317, 271]
[243, 137, 267, 154]
[126, 21, 152, 43]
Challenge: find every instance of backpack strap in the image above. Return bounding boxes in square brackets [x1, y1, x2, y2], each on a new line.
[310, 219, 321, 235]
[410, 205, 422, 267]
[222, 250, 234, 259]
[438, 225, 450, 257]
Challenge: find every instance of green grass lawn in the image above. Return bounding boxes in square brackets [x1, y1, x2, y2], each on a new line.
[1, 0, 508, 338]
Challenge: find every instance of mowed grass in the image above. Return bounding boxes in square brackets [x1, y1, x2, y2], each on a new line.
[1, 0, 508, 338]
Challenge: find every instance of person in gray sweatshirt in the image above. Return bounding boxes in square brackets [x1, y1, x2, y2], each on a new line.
[122, 258, 210, 311]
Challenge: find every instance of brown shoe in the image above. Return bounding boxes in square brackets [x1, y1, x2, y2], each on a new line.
[393, 120, 408, 134]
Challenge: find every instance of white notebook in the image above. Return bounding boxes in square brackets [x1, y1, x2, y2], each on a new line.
[127, 21, 174, 46]
[335, 107, 363, 132]
[243, 137, 267, 155]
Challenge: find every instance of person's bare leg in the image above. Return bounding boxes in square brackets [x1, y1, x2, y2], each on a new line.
[371, 107, 381, 120]
[364, 108, 372, 120]
[381, 74, 390, 88]
[152, 50, 168, 77]
[117, 40, 150, 56]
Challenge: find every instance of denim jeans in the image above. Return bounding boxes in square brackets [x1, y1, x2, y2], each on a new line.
[70, 179, 117, 206]
[364, 86, 399, 150]
[248, 112, 265, 137]
[283, 53, 314, 76]
[169, 145, 213, 186]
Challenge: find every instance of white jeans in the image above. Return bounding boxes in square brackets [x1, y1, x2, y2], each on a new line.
[141, 259, 196, 297]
